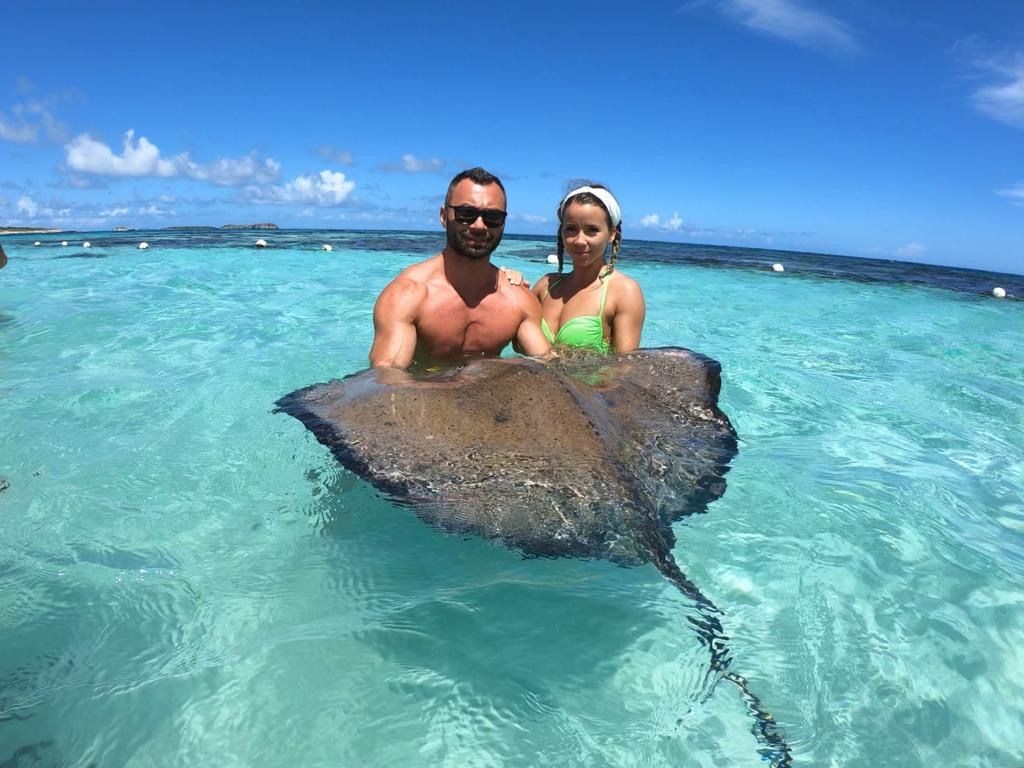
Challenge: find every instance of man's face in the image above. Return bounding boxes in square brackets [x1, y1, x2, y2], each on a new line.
[441, 180, 507, 260]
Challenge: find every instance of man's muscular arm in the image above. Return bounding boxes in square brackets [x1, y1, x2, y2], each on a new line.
[369, 277, 425, 368]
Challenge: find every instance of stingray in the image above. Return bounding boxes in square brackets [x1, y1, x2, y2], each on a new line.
[276, 347, 791, 765]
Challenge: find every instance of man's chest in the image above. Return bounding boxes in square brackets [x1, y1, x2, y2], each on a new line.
[417, 295, 520, 354]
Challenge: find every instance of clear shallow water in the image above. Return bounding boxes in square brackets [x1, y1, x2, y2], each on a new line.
[1, 231, 1022, 767]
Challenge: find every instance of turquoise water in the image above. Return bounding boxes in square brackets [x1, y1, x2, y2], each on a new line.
[1, 231, 1022, 767]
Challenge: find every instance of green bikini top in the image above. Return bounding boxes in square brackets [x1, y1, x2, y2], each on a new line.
[540, 273, 613, 354]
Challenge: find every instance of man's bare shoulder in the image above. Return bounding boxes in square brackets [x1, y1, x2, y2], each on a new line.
[376, 255, 443, 305]
[498, 279, 543, 316]
[375, 272, 431, 324]
[392, 253, 445, 284]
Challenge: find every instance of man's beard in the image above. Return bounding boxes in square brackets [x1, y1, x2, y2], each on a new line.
[446, 225, 501, 260]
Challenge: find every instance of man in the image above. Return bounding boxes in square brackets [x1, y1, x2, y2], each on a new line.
[369, 167, 551, 369]
[0, 242, 7, 270]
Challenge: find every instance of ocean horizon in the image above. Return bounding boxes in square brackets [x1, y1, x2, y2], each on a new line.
[4, 227, 1022, 293]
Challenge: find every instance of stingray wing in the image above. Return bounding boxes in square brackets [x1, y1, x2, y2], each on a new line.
[565, 347, 739, 523]
[275, 349, 737, 561]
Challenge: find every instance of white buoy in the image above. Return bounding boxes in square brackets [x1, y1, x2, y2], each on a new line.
[546, 253, 559, 265]
[772, 263, 785, 272]
[83, 241, 91, 248]
[138, 242, 149, 250]
[322, 243, 333, 252]
[61, 240, 68, 246]
[255, 239, 268, 248]
[33, 241, 41, 246]
[993, 287, 1006, 298]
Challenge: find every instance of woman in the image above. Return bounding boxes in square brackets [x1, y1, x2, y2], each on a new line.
[532, 184, 645, 354]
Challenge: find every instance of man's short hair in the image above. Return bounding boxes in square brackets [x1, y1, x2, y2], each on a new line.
[444, 167, 506, 206]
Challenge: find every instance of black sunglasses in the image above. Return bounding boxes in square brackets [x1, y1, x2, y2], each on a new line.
[446, 205, 507, 228]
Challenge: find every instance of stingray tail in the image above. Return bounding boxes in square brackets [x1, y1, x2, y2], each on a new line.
[644, 532, 793, 767]
[721, 671, 793, 767]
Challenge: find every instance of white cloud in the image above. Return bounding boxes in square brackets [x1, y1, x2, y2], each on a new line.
[0, 112, 37, 143]
[707, 0, 858, 53]
[973, 60, 1024, 128]
[17, 195, 39, 217]
[136, 205, 164, 216]
[66, 130, 180, 177]
[379, 153, 446, 173]
[9, 195, 72, 222]
[997, 182, 1024, 205]
[64, 130, 283, 185]
[0, 100, 68, 144]
[244, 170, 355, 206]
[27, 102, 69, 143]
[640, 212, 686, 231]
[895, 242, 927, 258]
[188, 155, 281, 186]
[403, 154, 444, 173]
[2, 192, 190, 229]
[64, 174, 109, 189]
[315, 145, 355, 166]
[956, 39, 1024, 128]
[519, 214, 548, 225]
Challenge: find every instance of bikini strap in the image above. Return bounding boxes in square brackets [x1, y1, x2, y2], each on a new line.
[597, 271, 613, 316]
[540, 275, 565, 302]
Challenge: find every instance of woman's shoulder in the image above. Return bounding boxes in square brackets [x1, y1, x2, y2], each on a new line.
[608, 269, 643, 294]
[534, 272, 562, 295]
[606, 270, 646, 316]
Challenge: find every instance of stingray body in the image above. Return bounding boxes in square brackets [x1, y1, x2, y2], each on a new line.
[276, 348, 791, 765]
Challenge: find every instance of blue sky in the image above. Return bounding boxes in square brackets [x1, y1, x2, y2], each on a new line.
[2, 0, 1023, 275]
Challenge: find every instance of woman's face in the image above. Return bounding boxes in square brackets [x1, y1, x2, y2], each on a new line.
[560, 202, 615, 269]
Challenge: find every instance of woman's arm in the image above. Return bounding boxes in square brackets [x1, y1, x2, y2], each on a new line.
[610, 276, 646, 353]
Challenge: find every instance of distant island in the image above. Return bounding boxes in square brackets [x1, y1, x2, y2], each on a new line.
[160, 223, 279, 231]
[0, 226, 65, 235]
[3, 223, 278, 235]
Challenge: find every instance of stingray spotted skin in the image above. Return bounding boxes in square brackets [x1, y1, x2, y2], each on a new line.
[276, 348, 791, 766]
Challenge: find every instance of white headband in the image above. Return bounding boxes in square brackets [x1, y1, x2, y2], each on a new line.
[559, 186, 622, 228]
